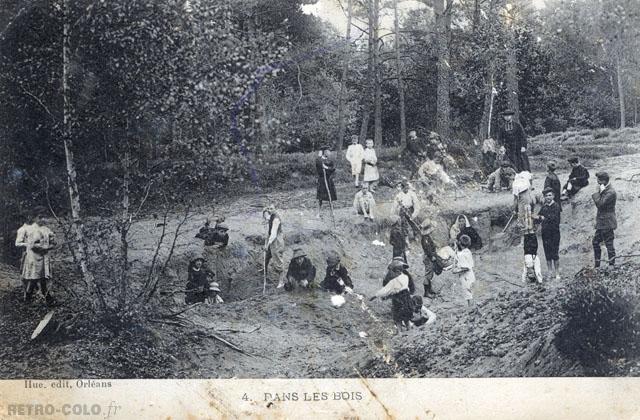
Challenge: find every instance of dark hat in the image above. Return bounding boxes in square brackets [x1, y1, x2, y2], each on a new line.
[191, 256, 205, 263]
[459, 234, 472, 247]
[567, 157, 579, 164]
[502, 109, 515, 116]
[546, 161, 557, 171]
[388, 260, 406, 272]
[392, 256, 409, 269]
[292, 248, 306, 259]
[542, 187, 555, 195]
[595, 171, 609, 180]
[500, 160, 512, 167]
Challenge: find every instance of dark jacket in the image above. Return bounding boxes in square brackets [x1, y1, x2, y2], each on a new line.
[568, 165, 590, 188]
[537, 201, 561, 232]
[420, 234, 438, 259]
[497, 120, 527, 151]
[316, 157, 337, 202]
[544, 173, 562, 204]
[185, 265, 213, 304]
[286, 257, 316, 282]
[389, 224, 407, 251]
[592, 184, 617, 230]
[321, 264, 353, 294]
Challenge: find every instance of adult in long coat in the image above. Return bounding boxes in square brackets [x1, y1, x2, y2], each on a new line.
[592, 172, 617, 267]
[497, 110, 530, 173]
[316, 148, 337, 217]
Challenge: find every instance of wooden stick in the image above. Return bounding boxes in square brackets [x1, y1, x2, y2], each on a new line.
[323, 165, 337, 228]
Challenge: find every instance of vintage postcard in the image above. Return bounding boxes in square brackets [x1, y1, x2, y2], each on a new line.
[1, 0, 640, 418]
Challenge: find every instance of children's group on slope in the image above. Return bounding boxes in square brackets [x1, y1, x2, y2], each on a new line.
[13, 110, 619, 334]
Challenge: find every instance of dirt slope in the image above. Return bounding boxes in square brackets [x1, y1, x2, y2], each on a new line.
[1, 133, 640, 379]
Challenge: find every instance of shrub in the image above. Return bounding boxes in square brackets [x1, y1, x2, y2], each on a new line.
[594, 128, 611, 139]
[556, 266, 640, 375]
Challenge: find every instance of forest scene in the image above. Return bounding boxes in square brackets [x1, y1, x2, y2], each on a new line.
[1, 0, 640, 382]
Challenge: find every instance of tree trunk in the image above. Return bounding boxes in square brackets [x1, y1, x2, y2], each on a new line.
[394, 0, 407, 148]
[62, 0, 106, 311]
[336, 0, 353, 158]
[434, 0, 451, 142]
[616, 54, 625, 128]
[359, 0, 375, 143]
[119, 145, 130, 311]
[505, 25, 519, 121]
[480, 63, 496, 140]
[373, 0, 382, 145]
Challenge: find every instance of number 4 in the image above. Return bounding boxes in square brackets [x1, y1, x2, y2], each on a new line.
[242, 393, 249, 401]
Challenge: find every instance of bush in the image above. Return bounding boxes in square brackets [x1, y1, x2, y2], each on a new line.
[556, 266, 640, 374]
[594, 128, 611, 139]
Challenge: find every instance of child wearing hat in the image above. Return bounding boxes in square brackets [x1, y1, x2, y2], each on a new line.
[483, 161, 516, 192]
[320, 253, 353, 294]
[452, 234, 476, 308]
[562, 157, 590, 199]
[353, 182, 376, 220]
[284, 248, 317, 291]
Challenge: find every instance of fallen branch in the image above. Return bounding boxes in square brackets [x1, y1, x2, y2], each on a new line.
[212, 325, 261, 334]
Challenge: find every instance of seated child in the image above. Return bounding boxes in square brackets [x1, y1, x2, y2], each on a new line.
[410, 295, 437, 327]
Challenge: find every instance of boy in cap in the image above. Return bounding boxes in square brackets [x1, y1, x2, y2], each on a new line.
[320, 253, 353, 294]
[370, 259, 414, 331]
[592, 171, 617, 267]
[345, 135, 365, 187]
[284, 248, 316, 291]
[536, 187, 561, 280]
[482, 161, 516, 192]
[452, 234, 476, 309]
[543, 161, 562, 207]
[353, 182, 376, 220]
[561, 157, 589, 200]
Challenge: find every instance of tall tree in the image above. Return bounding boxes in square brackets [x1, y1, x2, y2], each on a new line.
[434, 0, 452, 141]
[393, 0, 407, 148]
[336, 0, 353, 156]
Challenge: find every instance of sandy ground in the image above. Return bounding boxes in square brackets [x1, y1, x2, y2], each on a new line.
[1, 147, 640, 379]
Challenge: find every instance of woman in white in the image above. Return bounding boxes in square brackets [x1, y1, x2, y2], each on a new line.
[15, 208, 56, 303]
[362, 138, 379, 191]
[345, 135, 365, 187]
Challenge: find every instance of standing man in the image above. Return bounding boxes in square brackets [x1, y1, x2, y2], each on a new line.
[592, 172, 617, 268]
[263, 205, 286, 288]
[497, 110, 530, 172]
[345, 135, 365, 187]
[316, 146, 337, 219]
[562, 157, 590, 200]
[15, 207, 56, 304]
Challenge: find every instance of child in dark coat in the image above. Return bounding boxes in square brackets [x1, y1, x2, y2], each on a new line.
[320, 254, 353, 294]
[537, 187, 561, 280]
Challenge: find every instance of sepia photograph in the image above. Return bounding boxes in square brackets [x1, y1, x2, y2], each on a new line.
[1, 0, 640, 416]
